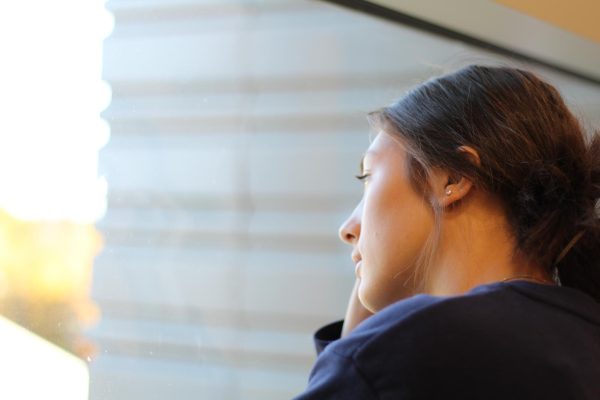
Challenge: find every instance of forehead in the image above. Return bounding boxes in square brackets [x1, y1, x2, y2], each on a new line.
[360, 131, 406, 173]
[366, 131, 405, 158]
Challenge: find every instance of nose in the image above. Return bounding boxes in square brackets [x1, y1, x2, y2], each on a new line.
[338, 202, 362, 245]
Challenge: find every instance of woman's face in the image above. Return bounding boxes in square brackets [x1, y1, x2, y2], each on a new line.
[339, 131, 436, 312]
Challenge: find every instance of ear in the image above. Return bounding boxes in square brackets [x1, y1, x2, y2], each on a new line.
[430, 146, 480, 208]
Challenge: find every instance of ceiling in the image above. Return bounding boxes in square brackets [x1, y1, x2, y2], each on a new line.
[495, 0, 600, 44]
[361, 0, 600, 83]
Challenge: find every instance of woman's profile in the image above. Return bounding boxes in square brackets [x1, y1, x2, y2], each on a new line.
[294, 65, 600, 399]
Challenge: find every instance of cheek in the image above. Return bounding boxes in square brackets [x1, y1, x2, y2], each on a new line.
[374, 204, 434, 286]
[389, 199, 434, 247]
[359, 214, 435, 311]
[363, 182, 434, 257]
[359, 183, 435, 309]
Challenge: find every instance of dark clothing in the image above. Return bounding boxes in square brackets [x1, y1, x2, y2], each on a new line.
[294, 281, 600, 399]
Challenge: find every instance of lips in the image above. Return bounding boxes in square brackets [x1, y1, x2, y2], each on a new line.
[355, 260, 362, 277]
[351, 251, 362, 278]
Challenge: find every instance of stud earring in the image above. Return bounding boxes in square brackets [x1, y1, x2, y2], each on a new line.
[445, 188, 452, 196]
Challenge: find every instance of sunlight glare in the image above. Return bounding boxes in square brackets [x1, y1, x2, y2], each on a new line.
[0, 0, 114, 223]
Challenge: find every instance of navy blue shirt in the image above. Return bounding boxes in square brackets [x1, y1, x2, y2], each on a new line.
[294, 281, 600, 399]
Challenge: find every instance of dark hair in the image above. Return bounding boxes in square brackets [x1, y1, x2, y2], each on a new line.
[368, 65, 600, 302]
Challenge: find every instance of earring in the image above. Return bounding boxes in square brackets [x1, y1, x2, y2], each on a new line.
[445, 188, 452, 196]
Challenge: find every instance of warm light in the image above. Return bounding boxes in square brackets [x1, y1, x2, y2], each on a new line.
[0, 210, 102, 303]
[0, 0, 111, 370]
[0, 209, 102, 357]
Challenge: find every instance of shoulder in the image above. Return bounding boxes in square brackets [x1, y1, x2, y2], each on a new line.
[303, 282, 600, 399]
[326, 282, 517, 360]
[316, 283, 530, 397]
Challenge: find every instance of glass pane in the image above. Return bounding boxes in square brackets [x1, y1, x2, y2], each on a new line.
[1, 1, 598, 399]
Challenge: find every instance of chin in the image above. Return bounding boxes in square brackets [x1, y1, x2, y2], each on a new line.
[357, 282, 388, 313]
[360, 280, 416, 313]
[357, 282, 376, 313]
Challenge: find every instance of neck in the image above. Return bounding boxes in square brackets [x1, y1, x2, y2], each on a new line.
[423, 196, 553, 296]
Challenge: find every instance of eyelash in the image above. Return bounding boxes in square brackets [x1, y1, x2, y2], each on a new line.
[355, 173, 370, 181]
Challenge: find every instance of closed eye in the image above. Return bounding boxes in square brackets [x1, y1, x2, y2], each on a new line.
[355, 173, 370, 181]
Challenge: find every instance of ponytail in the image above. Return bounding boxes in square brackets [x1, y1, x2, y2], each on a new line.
[556, 132, 600, 301]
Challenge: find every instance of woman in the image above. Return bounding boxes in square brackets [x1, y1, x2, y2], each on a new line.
[294, 65, 600, 399]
